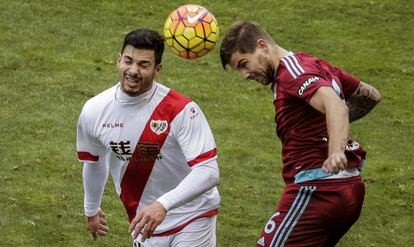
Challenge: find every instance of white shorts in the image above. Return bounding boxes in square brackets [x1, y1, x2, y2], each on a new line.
[133, 216, 217, 247]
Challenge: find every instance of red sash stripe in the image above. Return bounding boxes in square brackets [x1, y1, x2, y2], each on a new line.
[77, 151, 99, 162]
[188, 148, 217, 167]
[153, 208, 218, 236]
[120, 90, 191, 222]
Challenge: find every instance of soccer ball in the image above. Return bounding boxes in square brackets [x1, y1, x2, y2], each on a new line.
[163, 4, 219, 59]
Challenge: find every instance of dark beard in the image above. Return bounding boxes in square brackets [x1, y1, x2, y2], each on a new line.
[264, 65, 275, 85]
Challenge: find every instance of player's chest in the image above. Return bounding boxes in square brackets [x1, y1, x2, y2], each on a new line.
[96, 107, 172, 162]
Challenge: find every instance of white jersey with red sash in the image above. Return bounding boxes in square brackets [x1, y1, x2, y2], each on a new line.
[77, 82, 220, 234]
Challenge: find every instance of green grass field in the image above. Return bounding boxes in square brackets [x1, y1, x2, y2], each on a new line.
[0, 0, 413, 246]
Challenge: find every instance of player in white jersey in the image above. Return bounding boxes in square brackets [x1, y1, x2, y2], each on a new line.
[76, 29, 220, 246]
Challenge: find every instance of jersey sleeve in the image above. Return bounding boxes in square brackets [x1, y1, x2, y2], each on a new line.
[333, 67, 361, 98]
[173, 102, 217, 167]
[76, 106, 104, 163]
[156, 159, 219, 211]
[283, 73, 333, 103]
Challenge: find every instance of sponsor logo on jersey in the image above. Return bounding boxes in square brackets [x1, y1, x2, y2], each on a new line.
[109, 141, 162, 161]
[297, 76, 320, 96]
[110, 140, 133, 161]
[138, 142, 162, 161]
[102, 122, 124, 128]
[150, 120, 168, 135]
[257, 237, 265, 246]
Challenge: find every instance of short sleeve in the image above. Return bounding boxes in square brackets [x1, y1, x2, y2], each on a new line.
[283, 73, 332, 103]
[76, 107, 104, 163]
[173, 102, 217, 167]
[334, 67, 361, 98]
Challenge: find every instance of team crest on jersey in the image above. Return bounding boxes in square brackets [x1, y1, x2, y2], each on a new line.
[150, 120, 168, 135]
[346, 140, 360, 151]
[190, 106, 199, 119]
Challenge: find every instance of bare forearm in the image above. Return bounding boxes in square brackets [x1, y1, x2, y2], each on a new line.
[326, 102, 349, 154]
[309, 87, 350, 173]
[309, 87, 349, 154]
[346, 81, 381, 122]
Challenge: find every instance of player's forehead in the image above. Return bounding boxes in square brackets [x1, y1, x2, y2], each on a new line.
[229, 51, 251, 70]
[121, 45, 155, 63]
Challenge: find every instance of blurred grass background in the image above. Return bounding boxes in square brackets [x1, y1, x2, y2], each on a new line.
[0, 0, 413, 246]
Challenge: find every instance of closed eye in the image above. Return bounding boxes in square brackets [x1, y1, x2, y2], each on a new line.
[138, 61, 151, 69]
[237, 61, 247, 69]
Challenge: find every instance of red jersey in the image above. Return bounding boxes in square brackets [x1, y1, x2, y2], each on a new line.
[272, 52, 360, 184]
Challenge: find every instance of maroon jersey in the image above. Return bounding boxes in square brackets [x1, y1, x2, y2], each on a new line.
[272, 52, 360, 184]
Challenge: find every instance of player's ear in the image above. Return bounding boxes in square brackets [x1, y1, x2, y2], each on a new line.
[155, 64, 162, 76]
[257, 39, 268, 49]
[117, 53, 121, 66]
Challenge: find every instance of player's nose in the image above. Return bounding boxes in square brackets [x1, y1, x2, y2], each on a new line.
[128, 64, 141, 76]
[240, 70, 250, 80]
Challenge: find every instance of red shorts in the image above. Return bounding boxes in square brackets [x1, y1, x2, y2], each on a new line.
[256, 176, 365, 247]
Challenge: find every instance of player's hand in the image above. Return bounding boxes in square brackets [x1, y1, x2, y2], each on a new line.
[129, 201, 167, 242]
[86, 209, 109, 240]
[322, 151, 348, 174]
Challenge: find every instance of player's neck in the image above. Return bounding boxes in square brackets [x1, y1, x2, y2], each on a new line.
[275, 46, 289, 61]
[271, 46, 289, 72]
[116, 82, 156, 106]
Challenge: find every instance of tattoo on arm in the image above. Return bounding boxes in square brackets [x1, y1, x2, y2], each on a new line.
[346, 81, 381, 122]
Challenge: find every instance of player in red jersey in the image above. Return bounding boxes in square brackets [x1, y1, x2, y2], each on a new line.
[220, 21, 381, 246]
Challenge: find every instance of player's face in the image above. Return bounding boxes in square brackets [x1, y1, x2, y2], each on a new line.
[229, 42, 275, 85]
[117, 45, 162, 96]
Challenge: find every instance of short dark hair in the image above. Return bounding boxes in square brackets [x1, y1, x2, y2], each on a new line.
[220, 21, 273, 69]
[121, 29, 165, 65]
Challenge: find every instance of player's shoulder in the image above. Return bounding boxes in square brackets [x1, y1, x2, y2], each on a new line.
[277, 52, 323, 84]
[153, 82, 196, 122]
[80, 84, 117, 118]
[280, 52, 318, 76]
[155, 82, 192, 106]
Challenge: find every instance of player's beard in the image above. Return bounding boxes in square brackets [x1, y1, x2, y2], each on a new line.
[121, 74, 152, 96]
[260, 64, 275, 85]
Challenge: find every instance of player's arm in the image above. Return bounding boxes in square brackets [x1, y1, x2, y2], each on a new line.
[156, 159, 219, 209]
[130, 159, 219, 241]
[77, 106, 109, 240]
[309, 86, 349, 173]
[83, 162, 109, 240]
[346, 81, 381, 122]
[154, 103, 220, 211]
